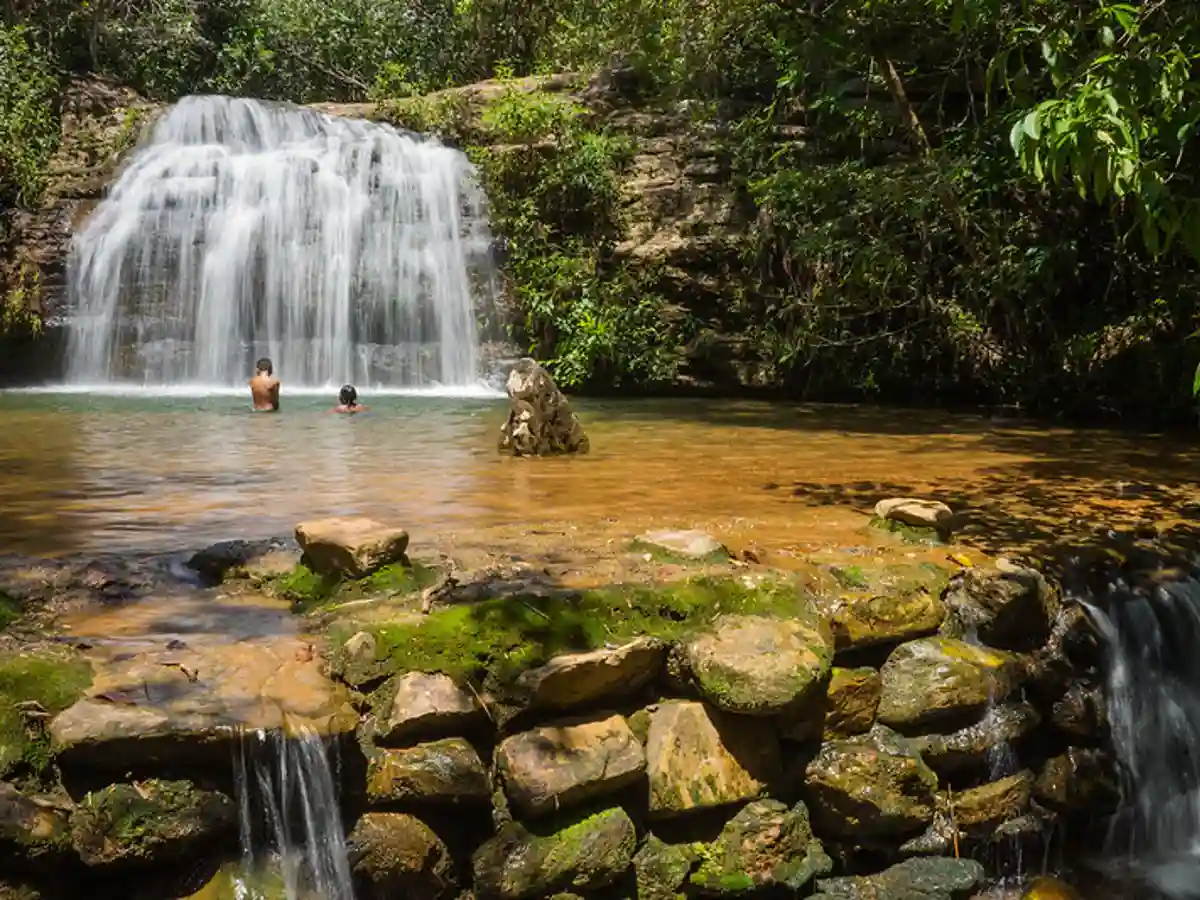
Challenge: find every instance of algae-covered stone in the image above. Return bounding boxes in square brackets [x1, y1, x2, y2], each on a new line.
[817, 590, 946, 652]
[1033, 748, 1119, 815]
[1021, 876, 1083, 900]
[497, 714, 645, 818]
[636, 530, 728, 561]
[0, 782, 71, 871]
[690, 799, 832, 895]
[472, 807, 636, 900]
[877, 637, 1018, 731]
[69, 779, 235, 868]
[377, 672, 484, 745]
[940, 563, 1057, 651]
[644, 701, 780, 818]
[367, 738, 491, 806]
[514, 638, 666, 713]
[782, 666, 880, 741]
[347, 812, 455, 900]
[942, 771, 1033, 836]
[914, 702, 1040, 775]
[804, 728, 937, 839]
[812, 856, 984, 899]
[676, 614, 833, 716]
[634, 835, 698, 900]
[295, 516, 410, 578]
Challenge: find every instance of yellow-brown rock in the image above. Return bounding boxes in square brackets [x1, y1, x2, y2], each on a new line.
[295, 516, 409, 578]
[378, 672, 484, 745]
[513, 638, 665, 713]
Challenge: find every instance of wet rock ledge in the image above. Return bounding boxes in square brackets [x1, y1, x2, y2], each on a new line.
[0, 522, 1115, 899]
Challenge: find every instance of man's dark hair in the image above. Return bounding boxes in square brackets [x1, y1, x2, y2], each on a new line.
[339, 384, 357, 406]
[255, 358, 273, 375]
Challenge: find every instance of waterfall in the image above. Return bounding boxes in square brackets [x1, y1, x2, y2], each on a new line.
[232, 728, 355, 899]
[66, 95, 492, 389]
[1084, 572, 1200, 898]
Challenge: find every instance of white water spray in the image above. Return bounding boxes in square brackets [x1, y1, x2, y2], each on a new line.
[67, 95, 492, 389]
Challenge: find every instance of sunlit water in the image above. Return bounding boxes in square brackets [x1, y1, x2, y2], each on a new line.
[0, 392, 1195, 559]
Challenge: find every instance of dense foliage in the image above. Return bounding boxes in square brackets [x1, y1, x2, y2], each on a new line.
[2, 0, 1199, 418]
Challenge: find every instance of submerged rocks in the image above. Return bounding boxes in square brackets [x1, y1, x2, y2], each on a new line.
[295, 516, 410, 578]
[644, 701, 780, 817]
[513, 638, 666, 713]
[497, 358, 589, 457]
[812, 857, 984, 899]
[689, 799, 832, 895]
[877, 638, 1018, 732]
[675, 613, 833, 716]
[497, 714, 646, 818]
[367, 738, 491, 806]
[69, 779, 235, 868]
[636, 530, 728, 561]
[472, 808, 635, 900]
[378, 672, 485, 745]
[348, 812, 455, 900]
[804, 729, 938, 839]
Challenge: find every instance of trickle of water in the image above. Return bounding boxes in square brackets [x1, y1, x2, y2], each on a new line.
[1084, 573, 1200, 899]
[232, 727, 355, 900]
[67, 95, 493, 389]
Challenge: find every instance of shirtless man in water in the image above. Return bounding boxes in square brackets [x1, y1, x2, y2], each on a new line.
[249, 358, 280, 411]
[332, 384, 368, 414]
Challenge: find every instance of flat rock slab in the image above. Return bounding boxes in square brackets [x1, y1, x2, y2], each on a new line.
[49, 639, 356, 770]
[514, 638, 665, 713]
[497, 714, 646, 818]
[378, 672, 484, 745]
[295, 517, 409, 579]
[636, 530, 727, 561]
[874, 498, 954, 530]
[644, 700, 780, 818]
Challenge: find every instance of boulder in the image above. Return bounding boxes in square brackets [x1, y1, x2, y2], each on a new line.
[497, 714, 645, 818]
[0, 783, 71, 871]
[1033, 748, 1119, 815]
[817, 590, 946, 652]
[877, 638, 1019, 732]
[941, 771, 1033, 837]
[873, 498, 954, 531]
[804, 728, 938, 839]
[377, 673, 485, 745]
[69, 780, 236, 868]
[783, 666, 881, 741]
[367, 738, 491, 806]
[497, 359, 589, 457]
[1049, 683, 1106, 742]
[294, 517, 410, 579]
[644, 701, 781, 818]
[940, 563, 1057, 652]
[812, 857, 985, 899]
[472, 807, 635, 900]
[634, 835, 698, 900]
[690, 799, 832, 895]
[347, 812, 455, 900]
[913, 702, 1040, 776]
[514, 638, 666, 713]
[636, 530, 728, 561]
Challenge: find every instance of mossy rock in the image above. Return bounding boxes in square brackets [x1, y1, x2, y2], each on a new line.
[267, 560, 441, 613]
[329, 576, 814, 692]
[0, 650, 93, 779]
[347, 812, 456, 900]
[0, 782, 72, 872]
[0, 593, 20, 631]
[634, 835, 697, 900]
[868, 514, 948, 545]
[69, 779, 236, 868]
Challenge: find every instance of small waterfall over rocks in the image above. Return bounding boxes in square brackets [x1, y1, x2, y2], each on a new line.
[66, 94, 493, 389]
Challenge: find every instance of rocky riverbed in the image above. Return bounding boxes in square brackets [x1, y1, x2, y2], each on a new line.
[0, 507, 1137, 899]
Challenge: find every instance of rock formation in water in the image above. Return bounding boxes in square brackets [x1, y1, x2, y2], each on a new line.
[498, 358, 589, 456]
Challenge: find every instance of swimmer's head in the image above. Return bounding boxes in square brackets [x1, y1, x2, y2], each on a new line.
[255, 357, 273, 376]
[339, 384, 357, 406]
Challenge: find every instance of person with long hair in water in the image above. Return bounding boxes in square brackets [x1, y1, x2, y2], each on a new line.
[332, 384, 368, 414]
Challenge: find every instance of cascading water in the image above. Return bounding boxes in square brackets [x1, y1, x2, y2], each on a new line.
[66, 94, 493, 389]
[232, 727, 355, 899]
[1084, 570, 1200, 898]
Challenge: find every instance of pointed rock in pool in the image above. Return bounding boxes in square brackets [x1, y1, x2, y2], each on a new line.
[514, 637, 666, 713]
[377, 672, 484, 745]
[812, 857, 984, 899]
[295, 516, 410, 579]
[348, 812, 455, 900]
[472, 807, 636, 900]
[0, 782, 72, 871]
[368, 737, 491, 806]
[69, 779, 236, 868]
[644, 700, 781, 818]
[804, 728, 937, 839]
[676, 613, 833, 716]
[634, 835, 698, 900]
[782, 666, 881, 741]
[498, 358, 589, 457]
[877, 637, 1019, 732]
[690, 799, 832, 895]
[873, 497, 954, 530]
[497, 714, 645, 818]
[636, 530, 728, 561]
[940, 561, 1058, 651]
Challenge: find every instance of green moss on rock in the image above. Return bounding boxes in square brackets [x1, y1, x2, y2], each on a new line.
[634, 835, 697, 900]
[0, 650, 92, 778]
[269, 561, 441, 613]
